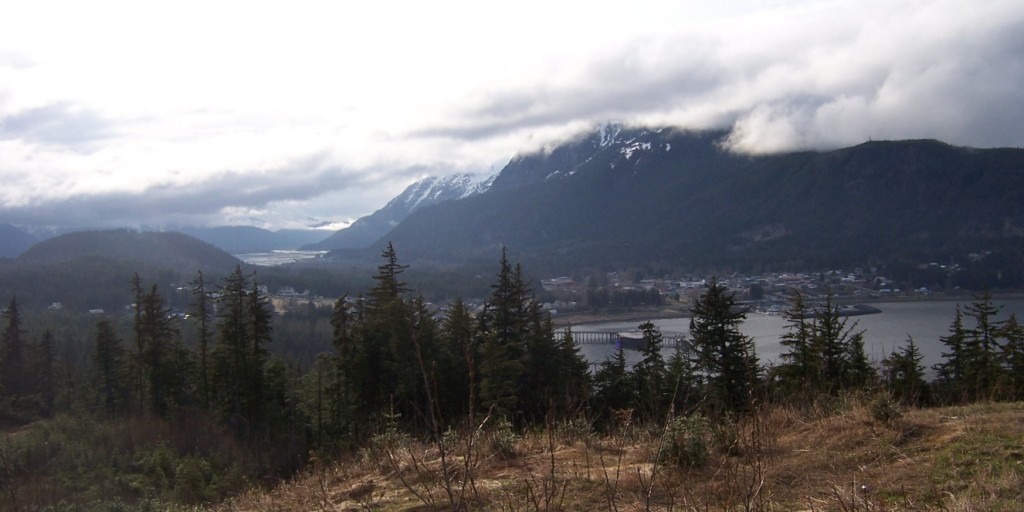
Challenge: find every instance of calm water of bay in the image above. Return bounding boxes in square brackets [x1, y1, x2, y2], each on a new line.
[574, 298, 1024, 376]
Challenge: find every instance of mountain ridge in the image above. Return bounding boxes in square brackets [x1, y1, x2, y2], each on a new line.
[175, 225, 327, 253]
[329, 127, 1024, 278]
[17, 229, 240, 271]
[303, 173, 492, 251]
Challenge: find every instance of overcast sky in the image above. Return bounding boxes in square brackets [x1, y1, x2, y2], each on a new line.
[1, 0, 1022, 231]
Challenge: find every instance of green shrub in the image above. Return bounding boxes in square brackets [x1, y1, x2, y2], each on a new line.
[661, 414, 712, 468]
[870, 394, 903, 424]
[488, 418, 519, 459]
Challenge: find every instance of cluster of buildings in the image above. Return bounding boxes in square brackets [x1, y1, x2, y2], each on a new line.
[538, 267, 927, 317]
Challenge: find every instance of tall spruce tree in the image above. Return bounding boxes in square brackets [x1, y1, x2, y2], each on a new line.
[845, 332, 875, 389]
[666, 343, 700, 414]
[1000, 314, 1024, 400]
[477, 250, 529, 419]
[212, 265, 273, 435]
[554, 327, 590, 417]
[882, 337, 927, 405]
[688, 279, 760, 415]
[92, 318, 128, 416]
[329, 295, 357, 439]
[138, 284, 185, 417]
[365, 243, 422, 426]
[631, 321, 668, 421]
[962, 289, 1004, 399]
[933, 305, 968, 401]
[813, 291, 862, 393]
[442, 298, 478, 421]
[776, 290, 819, 395]
[520, 296, 562, 422]
[130, 273, 145, 410]
[407, 295, 447, 430]
[592, 343, 632, 424]
[190, 271, 214, 409]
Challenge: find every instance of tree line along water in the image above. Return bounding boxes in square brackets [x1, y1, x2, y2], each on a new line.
[575, 298, 1024, 377]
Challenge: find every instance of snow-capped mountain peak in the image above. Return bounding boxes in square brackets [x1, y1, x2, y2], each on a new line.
[305, 172, 493, 251]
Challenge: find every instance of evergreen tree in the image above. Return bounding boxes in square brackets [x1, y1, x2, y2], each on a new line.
[477, 250, 529, 419]
[369, 242, 410, 305]
[407, 295, 446, 430]
[776, 290, 819, 395]
[346, 295, 385, 424]
[933, 305, 968, 401]
[329, 295, 356, 439]
[212, 265, 273, 436]
[592, 344, 633, 425]
[130, 273, 145, 410]
[962, 289, 1004, 399]
[554, 327, 590, 417]
[247, 272, 273, 369]
[813, 291, 862, 393]
[688, 279, 759, 415]
[92, 318, 128, 416]
[363, 244, 423, 427]
[1000, 313, 1024, 400]
[845, 332, 876, 390]
[666, 343, 700, 414]
[631, 321, 668, 421]
[520, 297, 561, 422]
[138, 284, 185, 417]
[190, 270, 214, 409]
[442, 298, 477, 421]
[477, 331, 523, 419]
[882, 336, 927, 405]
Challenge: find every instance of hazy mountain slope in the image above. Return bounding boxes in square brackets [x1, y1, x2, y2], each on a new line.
[343, 127, 1024, 274]
[17, 229, 240, 271]
[0, 223, 37, 258]
[176, 226, 327, 253]
[1, 230, 241, 311]
[305, 173, 492, 251]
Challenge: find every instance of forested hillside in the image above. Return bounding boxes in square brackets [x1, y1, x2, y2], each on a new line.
[1, 246, 1023, 510]
[1, 230, 240, 311]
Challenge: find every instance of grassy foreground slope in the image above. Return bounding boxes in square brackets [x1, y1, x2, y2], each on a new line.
[220, 400, 1023, 511]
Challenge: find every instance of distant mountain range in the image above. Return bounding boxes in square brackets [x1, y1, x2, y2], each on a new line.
[4, 125, 1023, 293]
[175, 226, 327, 254]
[326, 125, 1024, 278]
[303, 173, 493, 251]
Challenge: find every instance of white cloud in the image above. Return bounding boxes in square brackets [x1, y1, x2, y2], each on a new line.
[0, 0, 1022, 229]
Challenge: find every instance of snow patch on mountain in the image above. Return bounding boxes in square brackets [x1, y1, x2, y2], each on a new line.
[620, 141, 652, 160]
[395, 173, 493, 211]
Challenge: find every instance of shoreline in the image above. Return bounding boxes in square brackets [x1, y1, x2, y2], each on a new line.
[553, 307, 691, 328]
[552, 291, 1024, 328]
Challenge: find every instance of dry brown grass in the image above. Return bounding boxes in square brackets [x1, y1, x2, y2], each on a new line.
[213, 399, 1024, 511]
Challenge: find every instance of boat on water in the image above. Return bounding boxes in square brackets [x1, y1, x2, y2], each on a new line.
[616, 331, 646, 350]
[800, 303, 882, 318]
[756, 303, 883, 318]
